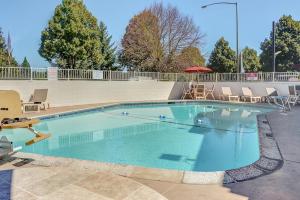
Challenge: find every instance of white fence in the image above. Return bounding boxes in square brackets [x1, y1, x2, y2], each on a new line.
[0, 67, 299, 82]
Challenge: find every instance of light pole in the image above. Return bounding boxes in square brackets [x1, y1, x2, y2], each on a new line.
[272, 21, 282, 73]
[202, 2, 239, 73]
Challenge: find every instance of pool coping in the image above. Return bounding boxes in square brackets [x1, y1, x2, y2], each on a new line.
[223, 113, 283, 184]
[15, 100, 281, 185]
[33, 99, 275, 120]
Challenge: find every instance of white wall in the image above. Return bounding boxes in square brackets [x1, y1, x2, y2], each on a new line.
[1, 80, 299, 107]
[0, 80, 183, 107]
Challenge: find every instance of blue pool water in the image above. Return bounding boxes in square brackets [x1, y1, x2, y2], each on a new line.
[1, 102, 273, 172]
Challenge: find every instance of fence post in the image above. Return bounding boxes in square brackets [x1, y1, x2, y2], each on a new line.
[157, 72, 160, 81]
[175, 73, 177, 82]
[272, 72, 275, 82]
[30, 68, 33, 80]
[109, 70, 112, 81]
[67, 69, 70, 80]
[215, 73, 218, 82]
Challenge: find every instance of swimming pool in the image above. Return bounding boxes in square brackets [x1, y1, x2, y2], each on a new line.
[1, 102, 273, 172]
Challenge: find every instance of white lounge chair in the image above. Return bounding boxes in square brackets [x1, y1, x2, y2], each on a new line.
[241, 87, 261, 103]
[23, 89, 49, 112]
[266, 87, 278, 97]
[220, 87, 239, 102]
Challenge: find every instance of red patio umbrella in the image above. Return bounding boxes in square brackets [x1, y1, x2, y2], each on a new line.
[184, 66, 213, 73]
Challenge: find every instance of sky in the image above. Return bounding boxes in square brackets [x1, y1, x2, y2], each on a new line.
[0, 0, 299, 67]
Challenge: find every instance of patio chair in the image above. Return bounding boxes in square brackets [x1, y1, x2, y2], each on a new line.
[205, 84, 215, 100]
[266, 87, 291, 111]
[295, 85, 300, 94]
[193, 84, 205, 100]
[295, 85, 300, 103]
[288, 85, 299, 107]
[241, 87, 261, 103]
[181, 83, 193, 100]
[23, 89, 49, 112]
[220, 87, 239, 102]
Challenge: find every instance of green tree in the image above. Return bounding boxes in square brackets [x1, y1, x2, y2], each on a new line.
[175, 47, 206, 71]
[39, 0, 102, 69]
[21, 57, 31, 68]
[260, 15, 300, 72]
[208, 37, 236, 73]
[120, 10, 163, 71]
[242, 47, 261, 72]
[98, 21, 117, 70]
[0, 28, 7, 66]
[0, 29, 18, 67]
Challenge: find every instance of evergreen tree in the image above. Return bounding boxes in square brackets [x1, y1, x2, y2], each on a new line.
[260, 15, 300, 72]
[21, 57, 31, 68]
[98, 21, 117, 70]
[208, 37, 236, 73]
[0, 28, 18, 67]
[39, 0, 103, 69]
[242, 47, 261, 72]
[0, 28, 7, 66]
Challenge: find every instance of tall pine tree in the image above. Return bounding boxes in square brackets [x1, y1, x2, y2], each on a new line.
[0, 28, 7, 66]
[98, 21, 117, 70]
[208, 37, 236, 73]
[0, 28, 18, 67]
[39, 0, 102, 69]
[21, 57, 31, 68]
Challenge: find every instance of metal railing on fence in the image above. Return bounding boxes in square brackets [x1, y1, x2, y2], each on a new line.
[0, 67, 299, 82]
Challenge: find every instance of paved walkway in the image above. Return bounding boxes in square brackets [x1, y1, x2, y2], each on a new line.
[226, 106, 300, 200]
[0, 156, 248, 200]
[23, 103, 105, 118]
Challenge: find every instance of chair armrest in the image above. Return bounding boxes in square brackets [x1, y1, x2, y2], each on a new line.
[22, 102, 35, 105]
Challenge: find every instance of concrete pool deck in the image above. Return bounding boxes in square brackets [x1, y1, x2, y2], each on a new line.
[226, 106, 300, 200]
[1, 102, 299, 199]
[0, 158, 167, 200]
